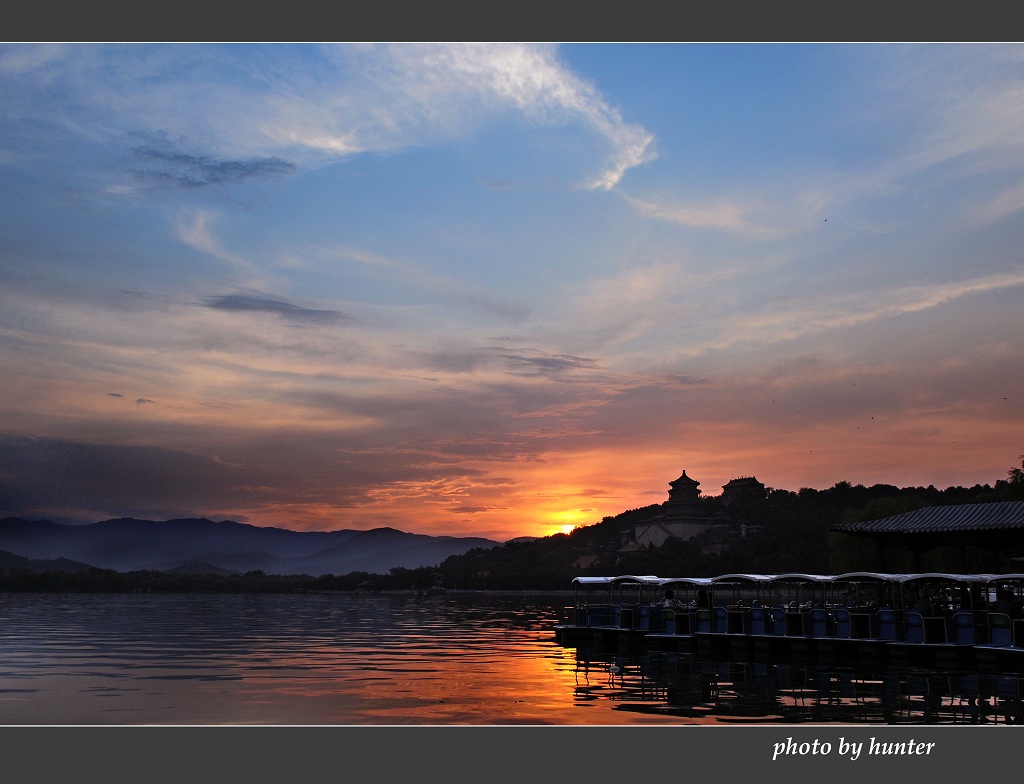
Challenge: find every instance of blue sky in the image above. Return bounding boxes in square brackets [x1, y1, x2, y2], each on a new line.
[1, 43, 1021, 540]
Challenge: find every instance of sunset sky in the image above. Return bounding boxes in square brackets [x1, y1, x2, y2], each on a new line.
[1, 43, 1022, 541]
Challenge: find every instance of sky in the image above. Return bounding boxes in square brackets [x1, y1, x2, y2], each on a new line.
[1, 42, 1022, 541]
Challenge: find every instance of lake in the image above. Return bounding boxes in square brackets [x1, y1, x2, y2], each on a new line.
[1, 591, 1021, 725]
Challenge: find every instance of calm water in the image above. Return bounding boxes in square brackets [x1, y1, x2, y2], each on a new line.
[1, 591, 1021, 725]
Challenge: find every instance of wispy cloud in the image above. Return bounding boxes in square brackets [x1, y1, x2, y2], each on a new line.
[203, 293, 352, 326]
[128, 131, 295, 189]
[625, 194, 789, 238]
[447, 505, 508, 515]
[562, 257, 1024, 365]
[888, 45, 1024, 179]
[0, 44, 654, 192]
[175, 209, 259, 277]
[0, 43, 69, 74]
[325, 246, 529, 324]
[326, 43, 656, 190]
[970, 181, 1024, 224]
[484, 347, 599, 377]
[701, 268, 1024, 355]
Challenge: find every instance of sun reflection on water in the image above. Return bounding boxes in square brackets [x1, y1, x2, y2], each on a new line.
[2, 592, 1022, 725]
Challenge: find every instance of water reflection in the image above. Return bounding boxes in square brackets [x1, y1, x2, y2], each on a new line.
[0, 592, 581, 725]
[570, 647, 1024, 724]
[5, 592, 1021, 725]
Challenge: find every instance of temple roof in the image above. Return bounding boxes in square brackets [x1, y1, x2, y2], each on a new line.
[669, 470, 700, 489]
[723, 476, 763, 488]
[832, 501, 1024, 536]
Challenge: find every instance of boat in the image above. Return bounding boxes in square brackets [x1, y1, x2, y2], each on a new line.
[554, 570, 1024, 668]
[818, 571, 904, 664]
[883, 572, 993, 668]
[554, 574, 662, 649]
[643, 576, 714, 651]
[554, 576, 614, 647]
[699, 573, 774, 659]
[973, 573, 1024, 670]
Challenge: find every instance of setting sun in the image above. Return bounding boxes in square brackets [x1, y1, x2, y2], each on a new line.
[539, 508, 594, 538]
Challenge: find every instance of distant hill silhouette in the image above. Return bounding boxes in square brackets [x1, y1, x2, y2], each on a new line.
[0, 517, 500, 576]
[0, 548, 94, 574]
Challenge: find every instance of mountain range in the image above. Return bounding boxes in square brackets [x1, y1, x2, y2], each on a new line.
[0, 517, 501, 576]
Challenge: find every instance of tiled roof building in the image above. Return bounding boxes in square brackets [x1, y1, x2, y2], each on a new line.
[631, 470, 730, 549]
[721, 476, 767, 503]
[831, 501, 1024, 571]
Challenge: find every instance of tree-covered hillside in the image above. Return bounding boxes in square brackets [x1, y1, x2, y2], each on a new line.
[426, 460, 1024, 590]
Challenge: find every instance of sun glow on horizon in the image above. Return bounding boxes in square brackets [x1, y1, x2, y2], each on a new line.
[537, 507, 596, 538]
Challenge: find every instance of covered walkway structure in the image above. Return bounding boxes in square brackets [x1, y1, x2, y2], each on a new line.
[831, 501, 1024, 572]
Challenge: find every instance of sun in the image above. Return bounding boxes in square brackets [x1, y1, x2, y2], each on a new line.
[541, 508, 590, 537]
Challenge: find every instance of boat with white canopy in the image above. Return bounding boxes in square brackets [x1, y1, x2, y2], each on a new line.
[554, 570, 1024, 667]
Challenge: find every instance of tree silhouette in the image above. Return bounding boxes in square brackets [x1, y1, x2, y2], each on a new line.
[1009, 454, 1024, 485]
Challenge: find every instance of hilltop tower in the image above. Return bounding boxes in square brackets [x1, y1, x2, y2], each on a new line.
[628, 469, 729, 549]
[721, 476, 767, 504]
[666, 469, 701, 510]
